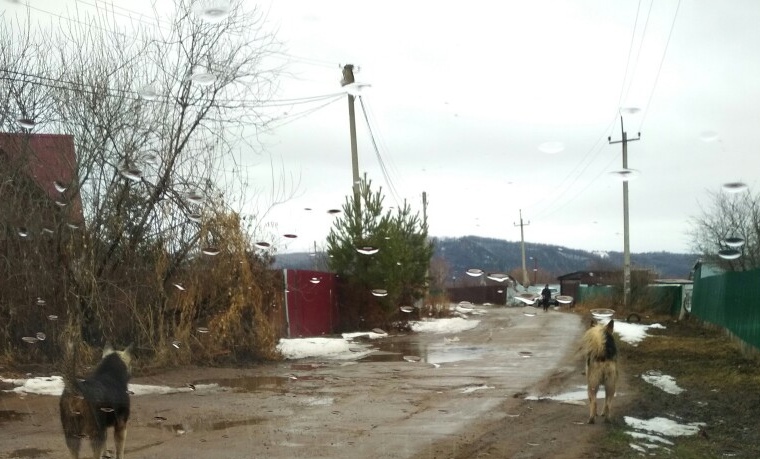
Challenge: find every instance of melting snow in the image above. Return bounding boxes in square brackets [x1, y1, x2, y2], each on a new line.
[641, 370, 685, 395]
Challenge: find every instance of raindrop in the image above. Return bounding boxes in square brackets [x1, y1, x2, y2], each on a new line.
[590, 308, 615, 319]
[54, 181, 68, 193]
[100, 407, 114, 413]
[457, 301, 474, 311]
[722, 182, 748, 194]
[538, 141, 564, 154]
[609, 169, 641, 181]
[356, 246, 379, 255]
[718, 248, 741, 260]
[327, 209, 342, 215]
[171, 340, 181, 349]
[518, 351, 533, 358]
[47, 315, 58, 321]
[522, 307, 539, 317]
[343, 82, 371, 96]
[283, 233, 298, 239]
[196, 327, 210, 334]
[497, 289, 504, 294]
[67, 223, 79, 230]
[36, 297, 46, 306]
[173, 283, 186, 291]
[403, 355, 421, 362]
[724, 236, 745, 248]
[254, 241, 271, 249]
[309, 277, 320, 284]
[202, 247, 220, 256]
[304, 207, 312, 211]
[515, 293, 538, 305]
[399, 306, 414, 313]
[18, 227, 29, 238]
[22, 336, 38, 344]
[41, 227, 55, 235]
[486, 273, 510, 282]
[119, 166, 143, 182]
[620, 107, 641, 115]
[371, 289, 388, 297]
[55, 200, 67, 207]
[699, 130, 719, 142]
[154, 416, 167, 421]
[140, 154, 159, 166]
[556, 295, 574, 304]
[189, 66, 217, 86]
[185, 191, 205, 205]
[372, 328, 386, 335]
[196, 1, 230, 23]
[35, 332, 46, 341]
[17, 118, 36, 129]
[465, 268, 484, 277]
[188, 213, 202, 223]
[137, 85, 159, 100]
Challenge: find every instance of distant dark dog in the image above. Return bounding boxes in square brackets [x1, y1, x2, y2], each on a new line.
[60, 343, 133, 459]
[580, 320, 618, 424]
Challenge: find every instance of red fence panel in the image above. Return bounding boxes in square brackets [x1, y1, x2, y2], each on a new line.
[284, 269, 338, 337]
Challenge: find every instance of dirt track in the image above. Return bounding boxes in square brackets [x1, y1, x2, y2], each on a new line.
[1, 307, 615, 459]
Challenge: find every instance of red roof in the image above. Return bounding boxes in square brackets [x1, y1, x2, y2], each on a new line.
[0, 132, 83, 223]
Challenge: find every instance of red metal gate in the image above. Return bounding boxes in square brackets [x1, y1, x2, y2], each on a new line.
[284, 269, 338, 337]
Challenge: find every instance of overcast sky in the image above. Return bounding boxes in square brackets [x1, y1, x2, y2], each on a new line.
[10, 0, 760, 254]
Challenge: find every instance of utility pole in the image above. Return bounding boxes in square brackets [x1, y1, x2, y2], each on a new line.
[340, 64, 361, 217]
[608, 116, 640, 308]
[514, 209, 530, 287]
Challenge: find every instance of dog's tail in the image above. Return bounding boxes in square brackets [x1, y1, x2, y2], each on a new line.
[61, 329, 82, 395]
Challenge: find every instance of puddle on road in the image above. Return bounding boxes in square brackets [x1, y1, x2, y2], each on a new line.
[360, 340, 488, 365]
[192, 376, 289, 393]
[149, 417, 264, 433]
[0, 410, 29, 424]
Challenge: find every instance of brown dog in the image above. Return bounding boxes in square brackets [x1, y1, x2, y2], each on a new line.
[59, 343, 133, 459]
[580, 320, 618, 424]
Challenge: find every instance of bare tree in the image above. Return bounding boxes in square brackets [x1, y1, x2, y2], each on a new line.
[688, 189, 760, 271]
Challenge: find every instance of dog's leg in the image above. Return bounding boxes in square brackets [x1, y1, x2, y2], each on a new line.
[602, 383, 615, 422]
[65, 434, 81, 459]
[89, 431, 106, 459]
[587, 385, 598, 424]
[115, 423, 127, 459]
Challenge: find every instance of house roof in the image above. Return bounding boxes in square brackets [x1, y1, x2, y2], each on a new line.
[0, 132, 83, 224]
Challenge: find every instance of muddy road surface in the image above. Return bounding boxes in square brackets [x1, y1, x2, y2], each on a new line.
[1, 307, 610, 458]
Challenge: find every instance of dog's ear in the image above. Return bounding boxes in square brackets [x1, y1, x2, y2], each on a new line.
[124, 343, 135, 356]
[102, 342, 114, 357]
[605, 319, 615, 333]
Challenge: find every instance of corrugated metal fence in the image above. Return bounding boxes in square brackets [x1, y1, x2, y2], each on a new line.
[692, 265, 760, 350]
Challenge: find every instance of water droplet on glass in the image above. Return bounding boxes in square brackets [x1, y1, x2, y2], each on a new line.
[18, 227, 29, 238]
[515, 293, 538, 305]
[609, 169, 640, 181]
[185, 191, 205, 205]
[718, 248, 741, 260]
[196, 327, 210, 334]
[119, 166, 143, 182]
[17, 117, 36, 129]
[137, 85, 159, 100]
[371, 289, 388, 297]
[538, 141, 564, 154]
[154, 416, 167, 421]
[188, 212, 202, 223]
[55, 200, 67, 207]
[403, 355, 421, 362]
[36, 297, 46, 306]
[518, 351, 533, 358]
[189, 66, 217, 86]
[487, 273, 509, 282]
[522, 307, 539, 317]
[173, 283, 186, 291]
[556, 295, 574, 304]
[590, 308, 615, 319]
[466, 268, 484, 277]
[140, 154, 159, 166]
[283, 233, 298, 239]
[48, 314, 58, 321]
[172, 340, 181, 349]
[202, 247, 220, 256]
[399, 306, 414, 313]
[722, 182, 748, 194]
[197, 2, 230, 23]
[254, 241, 271, 249]
[356, 246, 379, 255]
[372, 328, 386, 334]
[724, 236, 745, 248]
[67, 223, 79, 230]
[54, 181, 68, 193]
[304, 207, 312, 211]
[35, 332, 46, 341]
[309, 277, 320, 284]
[497, 289, 504, 294]
[699, 130, 719, 142]
[22, 336, 38, 344]
[42, 227, 55, 235]
[327, 209, 341, 215]
[100, 407, 114, 413]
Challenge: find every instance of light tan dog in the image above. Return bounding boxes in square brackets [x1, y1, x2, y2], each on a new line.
[580, 320, 618, 424]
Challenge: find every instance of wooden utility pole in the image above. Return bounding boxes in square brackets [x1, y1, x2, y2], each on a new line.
[514, 209, 530, 287]
[608, 116, 640, 308]
[341, 64, 361, 215]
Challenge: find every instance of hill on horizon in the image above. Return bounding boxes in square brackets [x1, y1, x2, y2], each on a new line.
[272, 236, 697, 280]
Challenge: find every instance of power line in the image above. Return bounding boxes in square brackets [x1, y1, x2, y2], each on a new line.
[622, 0, 654, 104]
[357, 95, 401, 206]
[616, 0, 644, 108]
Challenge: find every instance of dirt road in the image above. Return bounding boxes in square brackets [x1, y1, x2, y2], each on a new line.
[1, 307, 611, 459]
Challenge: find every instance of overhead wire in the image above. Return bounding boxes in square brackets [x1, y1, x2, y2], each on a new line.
[621, 0, 654, 104]
[357, 96, 402, 207]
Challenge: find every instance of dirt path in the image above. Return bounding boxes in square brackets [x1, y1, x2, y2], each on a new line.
[1, 307, 616, 459]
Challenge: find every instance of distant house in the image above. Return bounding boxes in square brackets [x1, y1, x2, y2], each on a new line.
[0, 133, 82, 235]
[557, 269, 656, 301]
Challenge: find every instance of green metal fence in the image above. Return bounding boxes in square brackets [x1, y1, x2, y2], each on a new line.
[577, 284, 682, 315]
[692, 266, 760, 350]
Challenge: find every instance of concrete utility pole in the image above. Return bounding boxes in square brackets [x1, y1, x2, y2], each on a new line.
[608, 116, 640, 308]
[514, 209, 530, 287]
[340, 64, 361, 215]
